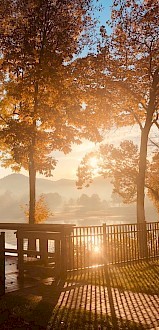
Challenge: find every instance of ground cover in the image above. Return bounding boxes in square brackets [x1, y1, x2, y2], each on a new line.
[70, 260, 159, 295]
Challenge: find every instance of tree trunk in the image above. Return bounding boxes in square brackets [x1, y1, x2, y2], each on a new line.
[29, 81, 38, 224]
[137, 127, 149, 224]
[29, 149, 36, 224]
[28, 81, 38, 250]
[137, 127, 149, 258]
[136, 68, 159, 257]
[28, 148, 36, 251]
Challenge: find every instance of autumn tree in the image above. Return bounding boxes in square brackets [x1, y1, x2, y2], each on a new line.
[101, 0, 159, 224]
[23, 194, 53, 223]
[146, 152, 159, 213]
[77, 140, 139, 201]
[77, 139, 159, 216]
[77, 0, 159, 225]
[0, 0, 102, 223]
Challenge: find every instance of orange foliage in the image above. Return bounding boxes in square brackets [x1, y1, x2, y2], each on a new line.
[23, 195, 53, 224]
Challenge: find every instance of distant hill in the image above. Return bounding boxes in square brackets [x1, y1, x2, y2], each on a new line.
[0, 173, 158, 223]
[0, 174, 29, 196]
[0, 173, 113, 200]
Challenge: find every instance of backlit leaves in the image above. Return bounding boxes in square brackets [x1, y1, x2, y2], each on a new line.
[0, 0, 102, 177]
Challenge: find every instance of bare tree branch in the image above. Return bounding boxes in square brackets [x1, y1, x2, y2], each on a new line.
[149, 137, 159, 149]
[128, 108, 143, 130]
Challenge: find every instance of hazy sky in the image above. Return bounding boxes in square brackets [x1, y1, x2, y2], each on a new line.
[52, 125, 141, 180]
[0, 0, 142, 181]
[0, 125, 141, 181]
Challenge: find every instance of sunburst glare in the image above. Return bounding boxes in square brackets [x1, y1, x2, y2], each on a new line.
[88, 156, 100, 176]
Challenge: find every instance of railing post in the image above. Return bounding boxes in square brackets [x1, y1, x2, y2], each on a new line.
[16, 230, 24, 280]
[39, 238, 48, 265]
[61, 232, 67, 278]
[0, 232, 5, 296]
[60, 226, 74, 278]
[54, 238, 61, 278]
[103, 223, 107, 266]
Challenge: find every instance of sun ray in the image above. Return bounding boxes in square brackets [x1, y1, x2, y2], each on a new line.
[88, 156, 100, 177]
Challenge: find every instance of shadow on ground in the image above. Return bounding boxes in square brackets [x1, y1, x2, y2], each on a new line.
[1, 260, 159, 329]
[48, 260, 159, 329]
[0, 278, 65, 329]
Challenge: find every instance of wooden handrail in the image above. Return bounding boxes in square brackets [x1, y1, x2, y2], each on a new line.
[16, 230, 62, 240]
[0, 223, 75, 232]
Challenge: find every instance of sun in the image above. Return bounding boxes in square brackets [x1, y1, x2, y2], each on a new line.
[93, 245, 100, 253]
[88, 156, 100, 176]
[89, 156, 98, 168]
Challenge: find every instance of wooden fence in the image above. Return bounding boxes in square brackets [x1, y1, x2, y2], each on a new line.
[66, 222, 159, 271]
[0, 222, 159, 278]
[0, 232, 5, 296]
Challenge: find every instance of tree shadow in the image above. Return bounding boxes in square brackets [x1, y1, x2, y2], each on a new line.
[108, 260, 159, 295]
[2, 277, 65, 329]
[47, 261, 159, 329]
[4, 260, 159, 329]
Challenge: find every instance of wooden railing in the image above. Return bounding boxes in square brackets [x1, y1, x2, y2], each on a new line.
[66, 222, 159, 271]
[0, 222, 159, 277]
[0, 223, 75, 254]
[16, 230, 65, 279]
[0, 223, 75, 281]
[0, 232, 5, 296]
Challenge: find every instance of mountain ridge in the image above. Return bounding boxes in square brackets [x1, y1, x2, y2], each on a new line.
[0, 173, 113, 200]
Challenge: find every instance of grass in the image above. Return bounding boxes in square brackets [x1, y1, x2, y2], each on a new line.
[69, 259, 159, 295]
[48, 306, 146, 329]
[108, 259, 159, 294]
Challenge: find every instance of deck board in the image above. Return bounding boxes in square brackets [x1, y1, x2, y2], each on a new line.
[5, 256, 54, 293]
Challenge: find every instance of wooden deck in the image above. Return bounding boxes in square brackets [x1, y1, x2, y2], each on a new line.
[0, 223, 74, 295]
[5, 256, 54, 293]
